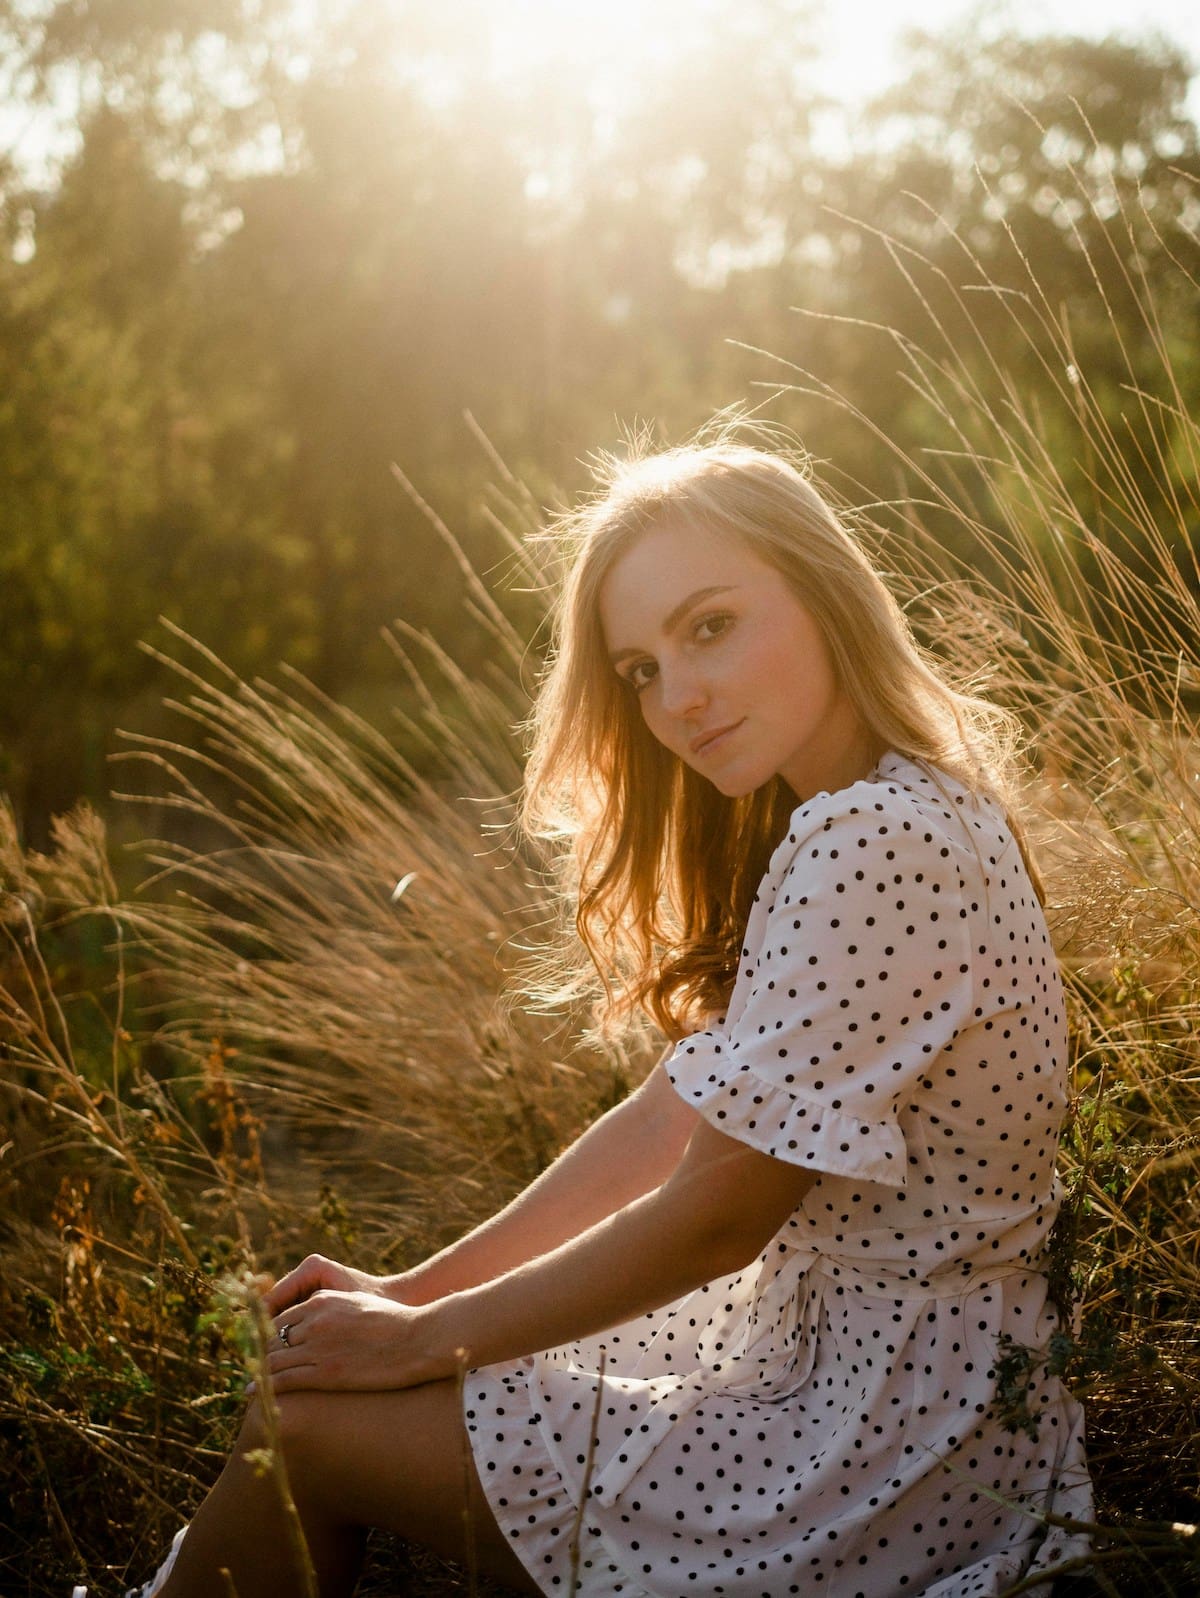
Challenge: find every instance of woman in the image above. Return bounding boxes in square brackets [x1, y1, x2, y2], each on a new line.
[146, 435, 1091, 1597]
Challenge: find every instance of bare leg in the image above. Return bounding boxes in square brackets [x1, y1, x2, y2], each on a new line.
[159, 1380, 541, 1598]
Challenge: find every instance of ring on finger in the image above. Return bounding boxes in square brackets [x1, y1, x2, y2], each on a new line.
[278, 1322, 294, 1348]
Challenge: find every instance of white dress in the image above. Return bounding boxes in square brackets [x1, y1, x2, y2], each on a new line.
[465, 753, 1092, 1597]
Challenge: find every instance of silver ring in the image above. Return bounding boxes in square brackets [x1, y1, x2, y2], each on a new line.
[278, 1322, 293, 1348]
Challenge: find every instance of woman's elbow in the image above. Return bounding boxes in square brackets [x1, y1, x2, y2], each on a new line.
[682, 1201, 783, 1279]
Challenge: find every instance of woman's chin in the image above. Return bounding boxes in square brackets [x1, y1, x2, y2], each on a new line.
[703, 767, 771, 800]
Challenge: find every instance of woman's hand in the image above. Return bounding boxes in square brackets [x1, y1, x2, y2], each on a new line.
[265, 1289, 452, 1394]
[261, 1252, 391, 1318]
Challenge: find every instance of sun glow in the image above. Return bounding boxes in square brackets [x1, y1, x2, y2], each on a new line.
[401, 0, 715, 128]
[435, 0, 835, 162]
[484, 0, 695, 74]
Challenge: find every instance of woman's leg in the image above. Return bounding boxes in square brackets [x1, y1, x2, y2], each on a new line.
[159, 1379, 542, 1598]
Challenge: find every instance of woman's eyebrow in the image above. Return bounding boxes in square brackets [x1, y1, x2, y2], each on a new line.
[608, 585, 737, 664]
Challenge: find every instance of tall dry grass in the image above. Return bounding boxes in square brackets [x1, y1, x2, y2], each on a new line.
[3, 168, 1200, 1593]
[0, 475, 642, 1592]
[737, 158, 1200, 1584]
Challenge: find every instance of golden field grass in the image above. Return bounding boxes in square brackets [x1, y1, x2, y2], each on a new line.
[3, 192, 1200, 1595]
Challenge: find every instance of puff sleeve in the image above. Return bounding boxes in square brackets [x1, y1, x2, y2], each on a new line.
[665, 793, 977, 1188]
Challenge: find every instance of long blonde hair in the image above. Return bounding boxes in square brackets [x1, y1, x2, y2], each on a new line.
[522, 428, 1031, 1040]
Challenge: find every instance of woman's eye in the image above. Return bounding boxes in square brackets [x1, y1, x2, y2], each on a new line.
[694, 611, 732, 643]
[623, 660, 657, 693]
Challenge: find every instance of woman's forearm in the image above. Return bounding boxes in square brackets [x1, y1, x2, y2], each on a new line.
[423, 1187, 738, 1375]
[261, 1113, 816, 1398]
[387, 1057, 694, 1305]
[413, 1117, 816, 1378]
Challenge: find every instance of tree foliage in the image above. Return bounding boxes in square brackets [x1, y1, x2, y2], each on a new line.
[1, 0, 1198, 835]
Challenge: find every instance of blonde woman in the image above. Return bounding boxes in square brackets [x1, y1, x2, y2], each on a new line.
[142, 437, 1091, 1598]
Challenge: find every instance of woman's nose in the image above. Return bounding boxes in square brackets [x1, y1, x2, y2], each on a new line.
[657, 661, 708, 718]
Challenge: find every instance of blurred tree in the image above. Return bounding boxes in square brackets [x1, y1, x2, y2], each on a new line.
[2, 0, 1198, 833]
[0, 106, 314, 834]
[2, 0, 299, 179]
[1, 108, 192, 820]
[809, 22, 1200, 528]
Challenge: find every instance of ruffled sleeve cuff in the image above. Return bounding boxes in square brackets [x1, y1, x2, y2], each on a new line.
[665, 1031, 908, 1189]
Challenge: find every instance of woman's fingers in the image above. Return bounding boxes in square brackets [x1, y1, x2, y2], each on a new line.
[254, 1291, 442, 1393]
[259, 1310, 319, 1390]
[272, 1312, 303, 1351]
[263, 1302, 351, 1391]
[260, 1267, 304, 1317]
[259, 1254, 391, 1321]
[260, 1253, 339, 1316]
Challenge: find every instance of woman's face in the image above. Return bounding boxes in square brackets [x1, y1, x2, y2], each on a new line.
[598, 520, 877, 802]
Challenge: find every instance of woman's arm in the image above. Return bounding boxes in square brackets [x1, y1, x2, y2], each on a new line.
[264, 1055, 697, 1317]
[264, 1112, 817, 1393]
[392, 1057, 697, 1302]
[423, 1113, 816, 1371]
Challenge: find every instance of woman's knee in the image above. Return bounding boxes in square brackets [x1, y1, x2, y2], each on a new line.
[236, 1389, 331, 1495]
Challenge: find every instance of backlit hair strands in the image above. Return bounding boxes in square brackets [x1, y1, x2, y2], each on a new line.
[520, 424, 1034, 1041]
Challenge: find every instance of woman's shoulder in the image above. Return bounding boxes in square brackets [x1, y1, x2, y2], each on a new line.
[767, 750, 1012, 878]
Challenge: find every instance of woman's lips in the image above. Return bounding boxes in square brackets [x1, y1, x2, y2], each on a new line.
[689, 720, 744, 758]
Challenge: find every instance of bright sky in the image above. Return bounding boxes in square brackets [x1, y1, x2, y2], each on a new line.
[817, 0, 1200, 111]
[4, 0, 1200, 191]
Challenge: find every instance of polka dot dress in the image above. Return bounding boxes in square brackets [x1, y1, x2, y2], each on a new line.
[466, 754, 1092, 1596]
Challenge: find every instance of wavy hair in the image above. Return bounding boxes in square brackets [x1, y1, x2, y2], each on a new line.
[521, 427, 1032, 1040]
